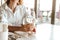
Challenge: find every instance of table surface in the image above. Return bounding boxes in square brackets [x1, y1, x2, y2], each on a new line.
[9, 23, 60, 40]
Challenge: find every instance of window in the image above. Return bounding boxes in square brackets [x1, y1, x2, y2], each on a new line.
[36, 0, 60, 24]
[37, 0, 53, 23]
[23, 0, 35, 9]
[0, 0, 1, 6]
[40, 0, 52, 11]
[55, 0, 60, 25]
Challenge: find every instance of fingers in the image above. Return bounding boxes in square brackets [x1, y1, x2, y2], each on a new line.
[23, 24, 35, 32]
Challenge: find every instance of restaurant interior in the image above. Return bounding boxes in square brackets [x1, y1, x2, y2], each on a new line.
[0, 0, 60, 40]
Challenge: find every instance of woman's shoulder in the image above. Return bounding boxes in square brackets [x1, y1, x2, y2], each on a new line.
[0, 3, 6, 8]
[0, 3, 6, 11]
[0, 3, 7, 15]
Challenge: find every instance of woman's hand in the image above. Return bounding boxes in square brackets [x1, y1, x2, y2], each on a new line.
[23, 23, 36, 32]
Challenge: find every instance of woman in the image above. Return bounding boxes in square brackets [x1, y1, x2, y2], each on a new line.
[0, 0, 36, 32]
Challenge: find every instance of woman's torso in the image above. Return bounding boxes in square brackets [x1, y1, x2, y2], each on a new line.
[0, 3, 26, 26]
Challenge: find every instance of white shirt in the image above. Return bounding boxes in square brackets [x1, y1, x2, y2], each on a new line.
[0, 3, 29, 26]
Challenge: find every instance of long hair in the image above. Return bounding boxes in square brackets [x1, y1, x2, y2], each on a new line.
[6, 0, 10, 5]
[6, 0, 23, 5]
[18, 0, 23, 5]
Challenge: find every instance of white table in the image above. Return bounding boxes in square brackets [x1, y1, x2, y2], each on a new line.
[36, 23, 60, 40]
[36, 23, 52, 40]
[9, 23, 60, 40]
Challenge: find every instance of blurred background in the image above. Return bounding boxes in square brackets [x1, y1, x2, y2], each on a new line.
[0, 0, 60, 25]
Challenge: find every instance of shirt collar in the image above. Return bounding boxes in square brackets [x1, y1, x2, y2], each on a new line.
[4, 3, 23, 10]
[4, 3, 16, 13]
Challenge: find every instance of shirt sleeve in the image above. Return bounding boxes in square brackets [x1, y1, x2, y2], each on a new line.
[0, 8, 8, 23]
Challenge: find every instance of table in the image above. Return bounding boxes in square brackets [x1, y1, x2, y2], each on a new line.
[9, 23, 60, 40]
[36, 23, 60, 40]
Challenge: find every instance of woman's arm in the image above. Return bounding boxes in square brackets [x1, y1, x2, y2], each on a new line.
[8, 25, 24, 32]
[8, 23, 36, 32]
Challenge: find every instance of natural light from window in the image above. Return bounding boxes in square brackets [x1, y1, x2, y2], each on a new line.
[40, 0, 60, 12]
[23, 0, 35, 9]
